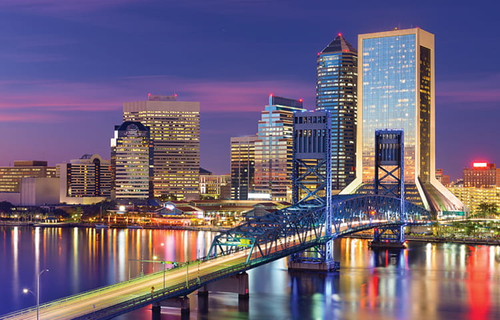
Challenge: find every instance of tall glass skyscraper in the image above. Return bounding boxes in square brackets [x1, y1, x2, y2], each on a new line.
[254, 95, 305, 201]
[342, 28, 463, 215]
[316, 34, 357, 191]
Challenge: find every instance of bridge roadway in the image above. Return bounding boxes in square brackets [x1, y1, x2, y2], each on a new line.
[0, 220, 417, 320]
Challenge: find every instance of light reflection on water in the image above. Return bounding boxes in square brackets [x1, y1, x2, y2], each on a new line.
[1, 227, 500, 319]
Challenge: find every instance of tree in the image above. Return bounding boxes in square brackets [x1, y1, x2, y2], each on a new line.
[0, 201, 14, 214]
[475, 202, 498, 218]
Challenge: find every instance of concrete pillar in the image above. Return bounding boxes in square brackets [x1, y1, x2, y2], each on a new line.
[196, 272, 249, 296]
[157, 296, 190, 314]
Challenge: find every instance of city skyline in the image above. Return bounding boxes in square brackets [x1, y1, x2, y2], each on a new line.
[0, 1, 499, 180]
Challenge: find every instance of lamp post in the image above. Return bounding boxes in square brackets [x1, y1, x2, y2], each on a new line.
[36, 269, 49, 320]
[24, 268, 49, 320]
[161, 261, 166, 289]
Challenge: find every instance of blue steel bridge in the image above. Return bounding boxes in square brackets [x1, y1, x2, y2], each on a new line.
[1, 194, 430, 320]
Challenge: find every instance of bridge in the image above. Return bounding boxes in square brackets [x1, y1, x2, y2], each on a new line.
[0, 194, 430, 320]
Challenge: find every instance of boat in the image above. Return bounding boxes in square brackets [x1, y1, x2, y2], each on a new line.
[95, 224, 109, 229]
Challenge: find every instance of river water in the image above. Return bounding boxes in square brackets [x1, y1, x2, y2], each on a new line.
[1, 226, 500, 320]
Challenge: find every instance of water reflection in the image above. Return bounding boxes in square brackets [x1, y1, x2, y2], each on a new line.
[2, 228, 500, 319]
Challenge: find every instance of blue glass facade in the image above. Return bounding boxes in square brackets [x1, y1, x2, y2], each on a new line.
[316, 35, 357, 191]
[361, 34, 417, 182]
[254, 95, 305, 201]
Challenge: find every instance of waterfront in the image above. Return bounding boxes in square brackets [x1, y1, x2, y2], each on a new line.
[1, 227, 500, 319]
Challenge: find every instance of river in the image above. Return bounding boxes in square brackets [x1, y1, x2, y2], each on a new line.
[1, 226, 500, 320]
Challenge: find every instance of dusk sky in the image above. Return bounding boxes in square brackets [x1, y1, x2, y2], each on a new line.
[0, 0, 498, 180]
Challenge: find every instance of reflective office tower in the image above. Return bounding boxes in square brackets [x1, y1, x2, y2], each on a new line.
[316, 33, 357, 191]
[230, 135, 257, 200]
[342, 28, 463, 215]
[111, 122, 153, 199]
[123, 94, 200, 200]
[58, 154, 112, 204]
[254, 95, 306, 201]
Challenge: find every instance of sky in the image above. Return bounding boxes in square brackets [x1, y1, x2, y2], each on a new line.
[0, 0, 499, 180]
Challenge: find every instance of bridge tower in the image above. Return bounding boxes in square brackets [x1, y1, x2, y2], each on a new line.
[371, 130, 406, 248]
[289, 110, 338, 271]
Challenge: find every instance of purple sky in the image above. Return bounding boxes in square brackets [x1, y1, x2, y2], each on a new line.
[0, 0, 499, 180]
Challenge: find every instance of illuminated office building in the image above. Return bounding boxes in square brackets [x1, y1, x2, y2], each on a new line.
[463, 162, 500, 188]
[58, 154, 112, 204]
[316, 33, 357, 191]
[254, 95, 305, 201]
[448, 186, 500, 215]
[342, 28, 463, 215]
[230, 135, 257, 200]
[111, 121, 153, 199]
[123, 94, 200, 200]
[0, 161, 56, 193]
[199, 171, 231, 200]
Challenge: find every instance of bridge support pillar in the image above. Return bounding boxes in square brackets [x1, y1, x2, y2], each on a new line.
[370, 225, 406, 249]
[288, 242, 340, 272]
[197, 272, 249, 298]
[156, 296, 190, 314]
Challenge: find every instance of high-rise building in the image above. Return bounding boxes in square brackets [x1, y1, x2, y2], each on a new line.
[230, 135, 257, 200]
[316, 34, 357, 191]
[254, 95, 305, 201]
[58, 154, 112, 204]
[463, 162, 500, 188]
[111, 121, 153, 199]
[342, 28, 463, 215]
[0, 161, 56, 193]
[123, 94, 200, 200]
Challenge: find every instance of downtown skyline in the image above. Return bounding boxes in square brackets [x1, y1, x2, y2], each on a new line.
[0, 0, 499, 180]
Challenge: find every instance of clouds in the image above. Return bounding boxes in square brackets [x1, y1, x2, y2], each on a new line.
[0, 75, 313, 123]
[437, 74, 500, 105]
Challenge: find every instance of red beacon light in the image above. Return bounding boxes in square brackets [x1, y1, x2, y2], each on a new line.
[338, 32, 342, 37]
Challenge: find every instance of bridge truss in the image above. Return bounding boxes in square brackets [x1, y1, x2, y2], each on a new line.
[208, 195, 431, 264]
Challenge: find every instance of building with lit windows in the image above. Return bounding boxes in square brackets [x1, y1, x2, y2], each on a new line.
[436, 169, 450, 186]
[463, 162, 500, 188]
[230, 135, 257, 200]
[123, 94, 200, 200]
[199, 170, 231, 200]
[58, 154, 112, 205]
[342, 28, 463, 215]
[111, 121, 153, 199]
[0, 161, 56, 193]
[316, 33, 357, 191]
[254, 95, 305, 201]
[448, 186, 500, 215]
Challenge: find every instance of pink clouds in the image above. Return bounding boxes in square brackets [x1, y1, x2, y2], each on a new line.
[437, 74, 500, 105]
[0, 75, 314, 123]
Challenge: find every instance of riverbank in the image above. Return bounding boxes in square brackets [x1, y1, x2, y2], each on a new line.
[0, 221, 229, 232]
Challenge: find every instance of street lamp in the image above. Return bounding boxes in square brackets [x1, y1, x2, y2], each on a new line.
[23, 268, 49, 320]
